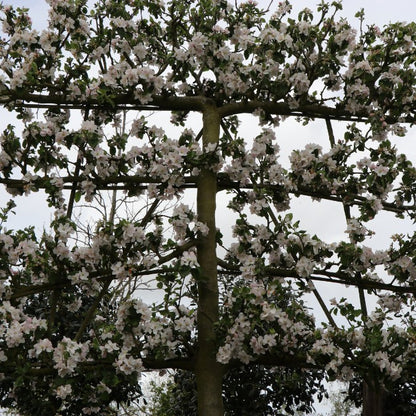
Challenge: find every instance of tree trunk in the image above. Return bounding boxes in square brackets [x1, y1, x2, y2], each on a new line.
[362, 381, 387, 416]
[195, 104, 224, 416]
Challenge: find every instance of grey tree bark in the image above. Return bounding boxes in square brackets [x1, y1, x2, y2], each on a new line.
[363, 381, 387, 416]
[195, 104, 224, 416]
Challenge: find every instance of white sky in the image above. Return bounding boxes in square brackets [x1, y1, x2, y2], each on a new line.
[5, 0, 416, 29]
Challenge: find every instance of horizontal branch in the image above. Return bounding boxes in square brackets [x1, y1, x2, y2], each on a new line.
[0, 92, 216, 113]
[0, 356, 194, 377]
[0, 174, 198, 188]
[143, 356, 195, 371]
[218, 258, 416, 295]
[247, 353, 319, 370]
[294, 186, 413, 215]
[218, 100, 369, 122]
[8, 241, 196, 300]
[217, 176, 415, 215]
[1, 174, 414, 215]
[3, 90, 411, 125]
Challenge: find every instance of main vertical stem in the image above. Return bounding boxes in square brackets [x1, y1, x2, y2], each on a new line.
[363, 381, 386, 416]
[195, 104, 224, 416]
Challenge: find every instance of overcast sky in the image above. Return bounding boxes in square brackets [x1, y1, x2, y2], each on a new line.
[5, 0, 416, 28]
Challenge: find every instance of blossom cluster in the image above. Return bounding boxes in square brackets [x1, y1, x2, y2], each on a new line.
[217, 279, 316, 365]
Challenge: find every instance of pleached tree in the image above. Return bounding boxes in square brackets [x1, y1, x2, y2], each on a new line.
[1, 1, 416, 415]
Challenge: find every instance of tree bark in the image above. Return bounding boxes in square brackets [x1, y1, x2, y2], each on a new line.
[195, 104, 224, 416]
[362, 381, 387, 416]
